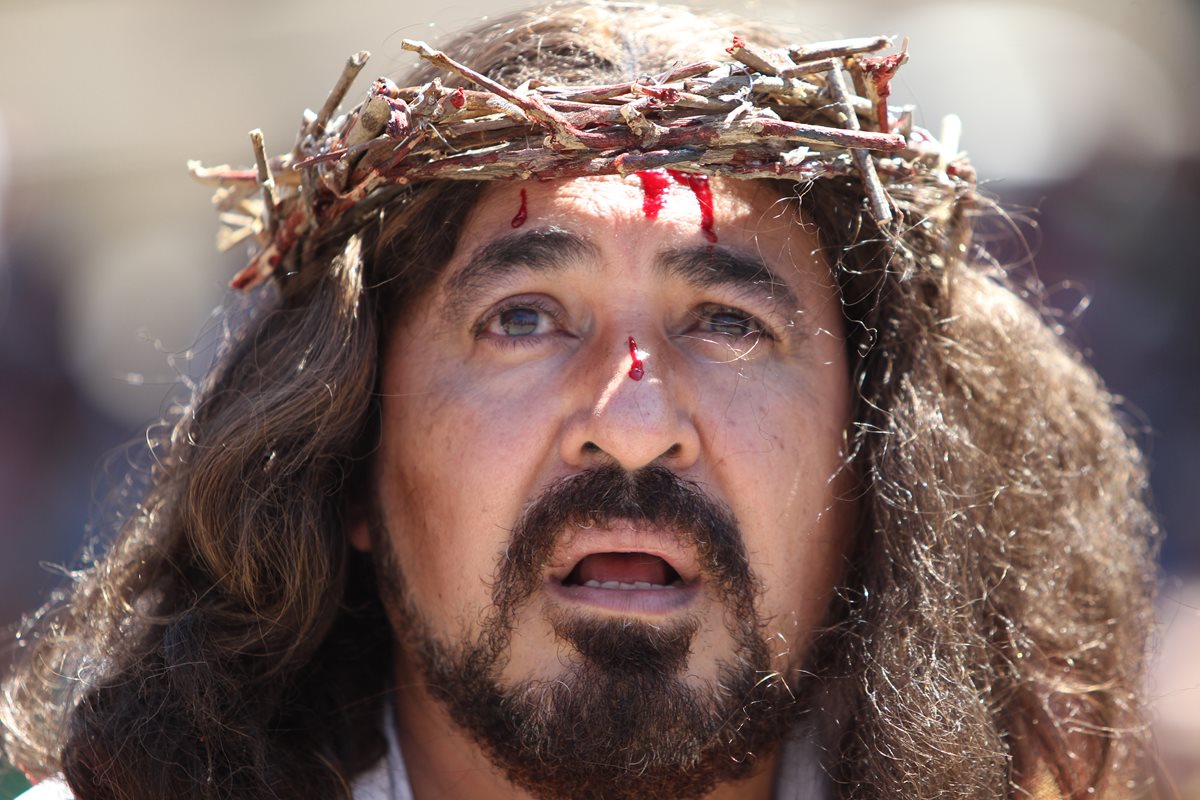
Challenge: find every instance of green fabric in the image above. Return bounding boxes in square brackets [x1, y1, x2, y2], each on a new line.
[0, 763, 32, 800]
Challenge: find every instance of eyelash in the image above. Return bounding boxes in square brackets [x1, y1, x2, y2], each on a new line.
[691, 304, 774, 340]
[474, 298, 565, 345]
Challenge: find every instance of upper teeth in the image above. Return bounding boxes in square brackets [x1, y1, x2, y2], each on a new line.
[583, 579, 679, 590]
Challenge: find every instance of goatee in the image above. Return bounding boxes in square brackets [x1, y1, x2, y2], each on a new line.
[372, 465, 804, 800]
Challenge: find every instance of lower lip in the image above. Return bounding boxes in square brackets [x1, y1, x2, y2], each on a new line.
[547, 579, 700, 615]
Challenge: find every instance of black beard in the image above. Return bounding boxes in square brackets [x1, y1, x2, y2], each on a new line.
[372, 465, 804, 800]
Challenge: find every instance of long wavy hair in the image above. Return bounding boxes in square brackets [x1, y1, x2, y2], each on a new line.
[2, 4, 1160, 798]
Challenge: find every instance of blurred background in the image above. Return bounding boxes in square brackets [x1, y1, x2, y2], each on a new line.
[1, 0, 1197, 796]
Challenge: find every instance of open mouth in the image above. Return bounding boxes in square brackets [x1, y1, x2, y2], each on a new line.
[560, 552, 686, 590]
[549, 546, 700, 614]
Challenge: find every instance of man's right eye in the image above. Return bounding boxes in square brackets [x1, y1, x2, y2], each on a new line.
[477, 299, 561, 341]
[497, 306, 541, 336]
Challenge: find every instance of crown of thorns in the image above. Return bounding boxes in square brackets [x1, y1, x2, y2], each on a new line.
[190, 34, 972, 291]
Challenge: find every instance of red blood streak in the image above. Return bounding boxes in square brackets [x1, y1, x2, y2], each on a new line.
[450, 87, 466, 109]
[636, 169, 672, 219]
[634, 169, 718, 243]
[668, 169, 717, 243]
[627, 336, 645, 381]
[511, 188, 528, 228]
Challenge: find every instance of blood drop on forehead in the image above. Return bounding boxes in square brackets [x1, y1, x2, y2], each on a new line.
[668, 170, 717, 243]
[633, 169, 717, 243]
[511, 187, 529, 228]
[636, 170, 673, 220]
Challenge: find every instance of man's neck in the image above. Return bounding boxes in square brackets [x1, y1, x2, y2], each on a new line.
[390, 674, 781, 800]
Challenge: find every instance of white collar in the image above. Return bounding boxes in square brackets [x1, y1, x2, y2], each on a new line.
[351, 702, 413, 800]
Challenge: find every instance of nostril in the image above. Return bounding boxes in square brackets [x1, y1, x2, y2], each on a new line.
[582, 441, 602, 453]
[664, 443, 682, 458]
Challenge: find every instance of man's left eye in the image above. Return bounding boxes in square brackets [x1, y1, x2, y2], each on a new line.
[695, 305, 768, 338]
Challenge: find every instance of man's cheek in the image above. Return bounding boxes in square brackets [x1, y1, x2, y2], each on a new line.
[449, 387, 560, 476]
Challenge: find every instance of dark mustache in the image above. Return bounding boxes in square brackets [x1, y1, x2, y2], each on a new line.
[493, 464, 754, 615]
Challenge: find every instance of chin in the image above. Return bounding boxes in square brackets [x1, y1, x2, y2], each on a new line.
[416, 610, 800, 800]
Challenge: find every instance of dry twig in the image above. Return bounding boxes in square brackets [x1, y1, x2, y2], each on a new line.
[823, 62, 892, 223]
[191, 33, 968, 290]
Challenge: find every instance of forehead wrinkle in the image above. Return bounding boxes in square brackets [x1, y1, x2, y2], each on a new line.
[441, 227, 599, 324]
[656, 245, 804, 315]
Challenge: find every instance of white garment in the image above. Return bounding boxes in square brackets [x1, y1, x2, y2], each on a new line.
[350, 702, 414, 800]
[11, 780, 72, 800]
[18, 713, 826, 799]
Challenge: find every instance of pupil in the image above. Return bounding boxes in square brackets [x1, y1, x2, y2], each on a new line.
[712, 312, 751, 335]
[500, 307, 539, 336]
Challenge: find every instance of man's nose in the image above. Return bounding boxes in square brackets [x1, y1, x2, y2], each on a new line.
[558, 334, 701, 472]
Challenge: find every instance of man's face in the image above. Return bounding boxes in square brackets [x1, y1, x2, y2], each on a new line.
[361, 174, 853, 797]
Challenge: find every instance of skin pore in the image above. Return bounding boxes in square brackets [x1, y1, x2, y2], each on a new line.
[351, 175, 855, 799]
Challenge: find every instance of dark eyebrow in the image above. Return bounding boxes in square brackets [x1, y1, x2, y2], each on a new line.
[442, 227, 598, 323]
[656, 245, 803, 314]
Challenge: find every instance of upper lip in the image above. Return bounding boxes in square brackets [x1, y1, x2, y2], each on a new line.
[545, 521, 703, 585]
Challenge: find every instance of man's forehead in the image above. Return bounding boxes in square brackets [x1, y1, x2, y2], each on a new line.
[468, 174, 787, 224]
[441, 175, 803, 282]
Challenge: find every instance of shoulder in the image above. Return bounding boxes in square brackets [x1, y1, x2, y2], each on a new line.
[14, 778, 74, 800]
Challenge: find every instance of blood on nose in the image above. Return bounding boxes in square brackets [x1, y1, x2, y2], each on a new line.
[627, 336, 645, 381]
